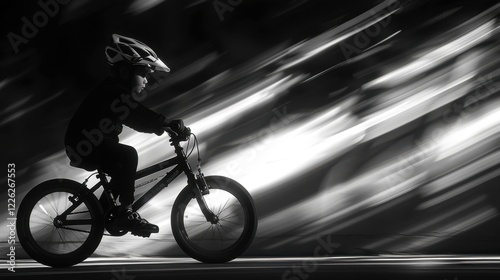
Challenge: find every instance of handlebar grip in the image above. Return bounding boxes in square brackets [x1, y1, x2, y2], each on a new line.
[171, 122, 181, 130]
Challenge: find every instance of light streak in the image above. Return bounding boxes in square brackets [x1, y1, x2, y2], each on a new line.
[366, 20, 498, 88]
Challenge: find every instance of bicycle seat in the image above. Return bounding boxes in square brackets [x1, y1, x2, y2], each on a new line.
[69, 160, 99, 172]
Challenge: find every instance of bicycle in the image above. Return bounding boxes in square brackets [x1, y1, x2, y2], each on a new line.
[16, 126, 258, 267]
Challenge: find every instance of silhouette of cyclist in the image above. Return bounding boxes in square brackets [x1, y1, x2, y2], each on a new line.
[65, 34, 183, 236]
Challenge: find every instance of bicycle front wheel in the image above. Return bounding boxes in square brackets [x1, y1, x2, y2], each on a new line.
[171, 176, 257, 263]
[17, 179, 104, 267]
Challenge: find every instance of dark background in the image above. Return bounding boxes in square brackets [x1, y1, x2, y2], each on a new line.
[1, 0, 500, 259]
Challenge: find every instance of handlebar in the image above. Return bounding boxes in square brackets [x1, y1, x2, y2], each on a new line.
[165, 125, 191, 142]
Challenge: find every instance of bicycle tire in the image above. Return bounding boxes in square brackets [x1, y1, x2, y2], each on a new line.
[17, 179, 104, 267]
[171, 176, 257, 263]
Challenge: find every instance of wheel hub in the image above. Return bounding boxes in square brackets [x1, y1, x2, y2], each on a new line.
[53, 217, 64, 228]
[209, 215, 220, 225]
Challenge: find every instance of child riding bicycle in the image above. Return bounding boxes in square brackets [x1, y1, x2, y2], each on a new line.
[64, 34, 183, 235]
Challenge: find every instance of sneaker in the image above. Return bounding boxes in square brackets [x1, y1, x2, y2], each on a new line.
[113, 209, 159, 237]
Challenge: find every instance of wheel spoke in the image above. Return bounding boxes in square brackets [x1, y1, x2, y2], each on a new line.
[218, 219, 241, 226]
[220, 208, 243, 220]
[218, 201, 238, 216]
[218, 198, 229, 216]
[54, 227, 65, 243]
[199, 225, 212, 240]
[181, 189, 245, 250]
[26, 190, 97, 256]
[50, 193, 61, 216]
[61, 227, 92, 234]
[217, 223, 238, 240]
[185, 222, 209, 231]
[216, 225, 223, 249]
[38, 203, 54, 220]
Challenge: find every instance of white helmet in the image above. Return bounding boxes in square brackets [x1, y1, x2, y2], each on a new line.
[105, 34, 170, 72]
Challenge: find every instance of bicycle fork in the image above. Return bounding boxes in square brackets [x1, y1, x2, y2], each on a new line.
[192, 173, 219, 224]
[173, 140, 219, 225]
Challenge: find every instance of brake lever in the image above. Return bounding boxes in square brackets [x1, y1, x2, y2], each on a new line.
[165, 127, 178, 137]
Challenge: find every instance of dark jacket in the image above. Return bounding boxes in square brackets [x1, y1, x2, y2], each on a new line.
[65, 77, 165, 147]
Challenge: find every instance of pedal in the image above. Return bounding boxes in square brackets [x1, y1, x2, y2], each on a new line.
[130, 228, 159, 238]
[131, 231, 152, 238]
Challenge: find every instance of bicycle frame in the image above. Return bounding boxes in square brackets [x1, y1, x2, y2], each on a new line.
[56, 138, 218, 227]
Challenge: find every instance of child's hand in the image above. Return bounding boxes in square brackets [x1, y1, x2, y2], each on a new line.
[164, 119, 185, 132]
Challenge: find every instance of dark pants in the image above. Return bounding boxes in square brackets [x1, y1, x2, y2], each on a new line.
[66, 140, 138, 206]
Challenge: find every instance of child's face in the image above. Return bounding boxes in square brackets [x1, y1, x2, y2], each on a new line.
[131, 66, 153, 95]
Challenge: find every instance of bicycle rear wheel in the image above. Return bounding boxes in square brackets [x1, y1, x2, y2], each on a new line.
[17, 179, 104, 267]
[171, 176, 257, 263]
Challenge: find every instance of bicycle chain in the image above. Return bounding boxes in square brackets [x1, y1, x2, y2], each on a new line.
[62, 211, 114, 236]
[60, 226, 115, 236]
[67, 211, 90, 215]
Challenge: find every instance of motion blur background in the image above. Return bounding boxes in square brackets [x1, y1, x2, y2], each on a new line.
[1, 0, 500, 258]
